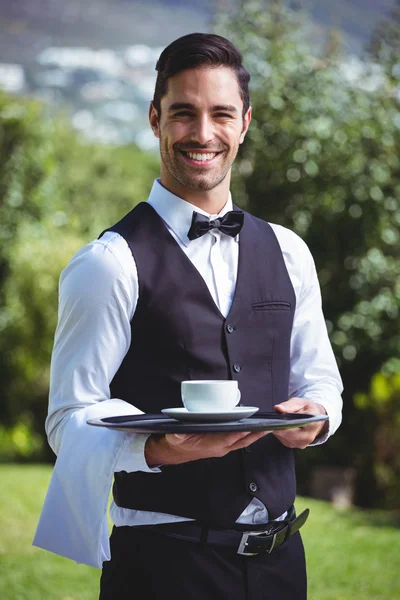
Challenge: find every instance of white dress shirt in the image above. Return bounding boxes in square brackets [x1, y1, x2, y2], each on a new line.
[33, 179, 343, 568]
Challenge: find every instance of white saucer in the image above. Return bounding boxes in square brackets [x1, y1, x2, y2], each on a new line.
[161, 407, 259, 423]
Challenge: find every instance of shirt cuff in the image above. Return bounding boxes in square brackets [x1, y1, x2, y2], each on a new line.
[309, 420, 330, 446]
[114, 433, 162, 473]
[307, 394, 342, 446]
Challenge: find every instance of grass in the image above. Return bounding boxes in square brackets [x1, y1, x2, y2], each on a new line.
[0, 464, 399, 600]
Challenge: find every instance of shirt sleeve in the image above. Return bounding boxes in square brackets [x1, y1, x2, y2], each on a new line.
[46, 232, 157, 472]
[273, 225, 343, 443]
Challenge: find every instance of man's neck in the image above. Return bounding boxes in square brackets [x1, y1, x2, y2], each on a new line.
[159, 175, 231, 215]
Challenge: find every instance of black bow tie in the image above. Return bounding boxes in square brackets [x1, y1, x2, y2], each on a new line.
[187, 210, 244, 241]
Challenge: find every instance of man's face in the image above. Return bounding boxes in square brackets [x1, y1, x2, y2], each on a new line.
[150, 66, 251, 193]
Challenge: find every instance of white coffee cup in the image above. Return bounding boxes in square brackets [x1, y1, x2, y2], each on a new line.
[181, 380, 241, 412]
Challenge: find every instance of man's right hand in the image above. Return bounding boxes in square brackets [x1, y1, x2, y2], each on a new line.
[145, 430, 270, 467]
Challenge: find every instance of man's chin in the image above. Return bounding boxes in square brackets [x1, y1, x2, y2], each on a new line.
[180, 178, 221, 192]
[176, 170, 228, 192]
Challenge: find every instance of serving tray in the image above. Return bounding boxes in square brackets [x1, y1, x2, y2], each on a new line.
[86, 411, 328, 434]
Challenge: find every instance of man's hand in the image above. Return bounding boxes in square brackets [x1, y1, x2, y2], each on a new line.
[145, 430, 270, 467]
[272, 398, 328, 449]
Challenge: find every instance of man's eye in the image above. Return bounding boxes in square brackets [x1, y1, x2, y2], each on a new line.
[214, 113, 233, 119]
[174, 111, 193, 117]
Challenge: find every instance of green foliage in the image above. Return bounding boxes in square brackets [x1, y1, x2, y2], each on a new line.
[0, 418, 44, 462]
[354, 373, 400, 509]
[369, 0, 400, 81]
[0, 92, 159, 453]
[216, 1, 400, 507]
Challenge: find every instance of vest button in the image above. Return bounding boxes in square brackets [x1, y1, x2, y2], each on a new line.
[233, 363, 241, 373]
[226, 324, 234, 334]
[245, 446, 252, 453]
[249, 482, 258, 493]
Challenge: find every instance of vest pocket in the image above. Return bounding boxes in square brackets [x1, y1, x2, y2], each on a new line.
[252, 301, 291, 311]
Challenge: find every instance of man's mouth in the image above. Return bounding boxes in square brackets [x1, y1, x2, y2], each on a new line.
[179, 150, 222, 165]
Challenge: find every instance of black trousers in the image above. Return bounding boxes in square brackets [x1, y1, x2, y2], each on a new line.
[100, 524, 307, 600]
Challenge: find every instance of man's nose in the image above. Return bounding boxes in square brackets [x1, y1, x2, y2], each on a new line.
[191, 115, 214, 145]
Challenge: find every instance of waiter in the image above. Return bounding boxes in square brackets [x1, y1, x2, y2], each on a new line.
[34, 33, 343, 599]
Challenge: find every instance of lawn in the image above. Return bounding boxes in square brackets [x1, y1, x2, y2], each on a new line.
[0, 464, 398, 600]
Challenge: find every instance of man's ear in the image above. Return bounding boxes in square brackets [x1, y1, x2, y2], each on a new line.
[240, 106, 252, 144]
[149, 102, 160, 138]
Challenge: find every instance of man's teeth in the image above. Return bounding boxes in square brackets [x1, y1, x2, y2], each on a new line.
[186, 152, 217, 161]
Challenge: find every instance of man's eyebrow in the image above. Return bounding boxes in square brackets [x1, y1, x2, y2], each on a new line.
[167, 103, 238, 113]
[168, 103, 196, 111]
[212, 105, 238, 113]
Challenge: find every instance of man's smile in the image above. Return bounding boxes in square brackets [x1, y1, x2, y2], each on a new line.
[178, 149, 223, 166]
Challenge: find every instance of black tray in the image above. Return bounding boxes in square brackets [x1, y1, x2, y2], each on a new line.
[86, 411, 328, 434]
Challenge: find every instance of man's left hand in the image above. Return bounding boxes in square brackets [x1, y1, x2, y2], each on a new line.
[272, 398, 328, 449]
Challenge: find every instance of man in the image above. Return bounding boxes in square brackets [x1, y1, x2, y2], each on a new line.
[34, 33, 342, 599]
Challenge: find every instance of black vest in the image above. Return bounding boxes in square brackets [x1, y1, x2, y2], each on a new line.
[104, 202, 297, 526]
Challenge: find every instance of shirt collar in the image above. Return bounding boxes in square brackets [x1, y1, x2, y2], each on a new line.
[147, 179, 236, 247]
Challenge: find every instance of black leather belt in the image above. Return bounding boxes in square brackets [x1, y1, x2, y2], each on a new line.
[137, 506, 309, 556]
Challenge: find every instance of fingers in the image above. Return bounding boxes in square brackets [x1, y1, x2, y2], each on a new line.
[273, 422, 323, 449]
[228, 430, 271, 452]
[274, 398, 327, 418]
[209, 431, 269, 450]
[165, 430, 270, 460]
[273, 430, 308, 449]
[272, 398, 328, 448]
[274, 398, 309, 413]
[167, 433, 201, 444]
[224, 431, 255, 446]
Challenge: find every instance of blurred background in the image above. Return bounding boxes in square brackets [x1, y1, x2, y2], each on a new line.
[0, 1, 399, 599]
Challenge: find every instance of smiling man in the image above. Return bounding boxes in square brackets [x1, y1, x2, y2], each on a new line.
[34, 33, 343, 600]
[154, 67, 249, 199]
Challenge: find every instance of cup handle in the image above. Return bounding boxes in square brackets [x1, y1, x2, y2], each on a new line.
[236, 390, 241, 406]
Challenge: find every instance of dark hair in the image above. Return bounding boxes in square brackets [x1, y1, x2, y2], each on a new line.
[153, 33, 250, 117]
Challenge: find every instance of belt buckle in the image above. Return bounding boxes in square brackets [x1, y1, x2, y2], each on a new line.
[237, 530, 277, 556]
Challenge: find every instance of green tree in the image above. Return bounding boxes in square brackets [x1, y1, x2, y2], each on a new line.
[354, 372, 400, 509]
[216, 0, 400, 507]
[0, 93, 158, 457]
[368, 0, 400, 83]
